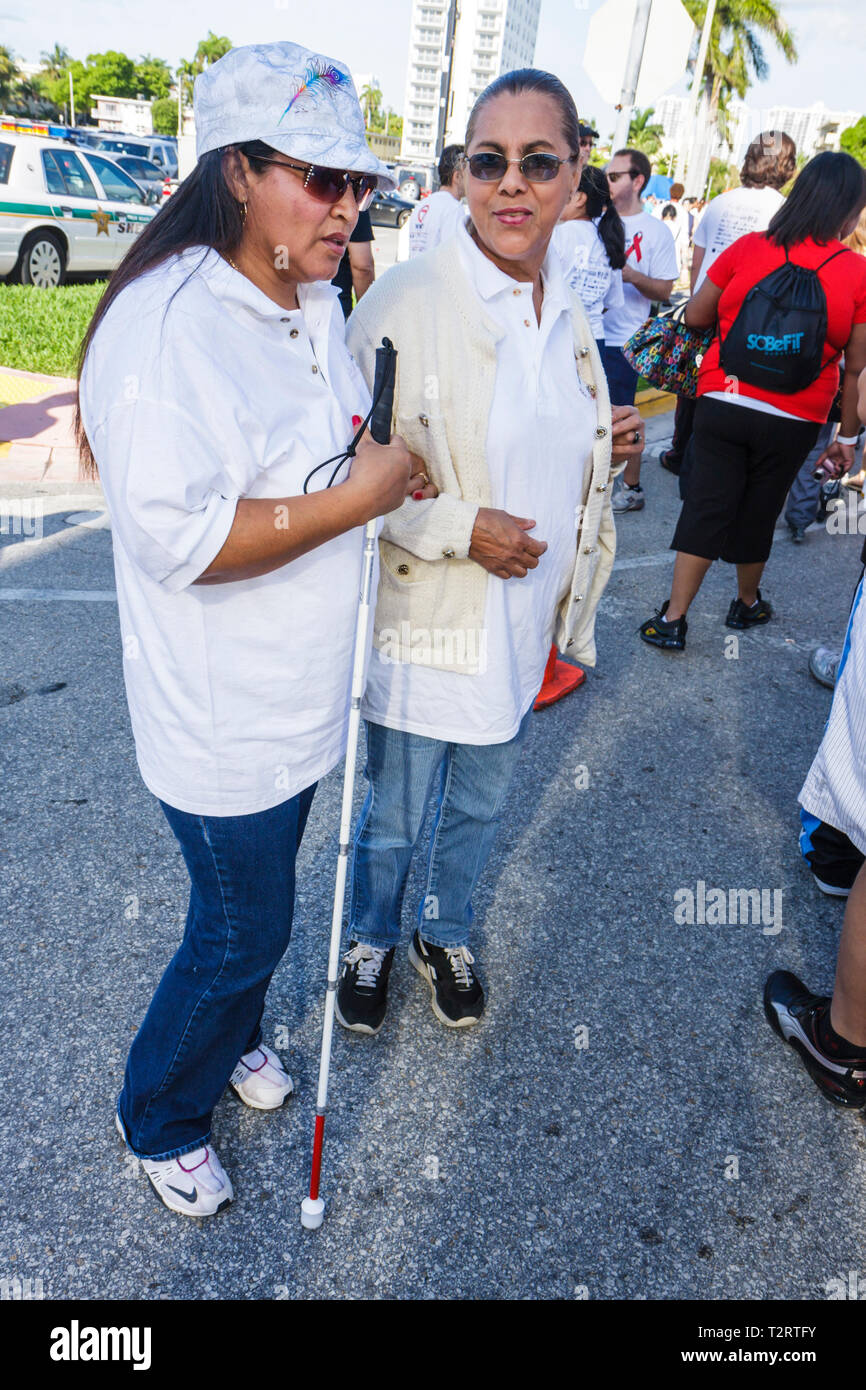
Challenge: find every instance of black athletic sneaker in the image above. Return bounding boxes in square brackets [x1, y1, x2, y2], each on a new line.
[763, 970, 866, 1109]
[409, 929, 484, 1027]
[726, 590, 773, 629]
[335, 941, 395, 1035]
[638, 600, 687, 651]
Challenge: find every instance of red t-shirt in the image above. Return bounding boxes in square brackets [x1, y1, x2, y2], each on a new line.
[698, 232, 866, 421]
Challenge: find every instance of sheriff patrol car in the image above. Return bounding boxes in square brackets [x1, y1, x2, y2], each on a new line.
[0, 122, 155, 288]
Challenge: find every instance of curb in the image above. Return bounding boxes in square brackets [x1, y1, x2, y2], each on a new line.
[0, 365, 79, 484]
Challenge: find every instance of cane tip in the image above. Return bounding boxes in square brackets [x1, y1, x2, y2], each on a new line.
[300, 1197, 325, 1230]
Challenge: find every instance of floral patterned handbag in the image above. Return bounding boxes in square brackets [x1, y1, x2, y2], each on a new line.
[621, 306, 714, 398]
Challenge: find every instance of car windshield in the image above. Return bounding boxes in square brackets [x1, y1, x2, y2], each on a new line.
[98, 139, 148, 158]
[120, 157, 159, 179]
[86, 152, 148, 204]
[41, 148, 98, 200]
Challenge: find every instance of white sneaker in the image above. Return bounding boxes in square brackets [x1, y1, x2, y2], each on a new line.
[230, 1044, 293, 1110]
[612, 484, 645, 512]
[116, 1110, 233, 1218]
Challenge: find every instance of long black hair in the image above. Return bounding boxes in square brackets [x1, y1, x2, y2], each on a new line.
[767, 150, 866, 251]
[75, 140, 275, 478]
[580, 164, 625, 270]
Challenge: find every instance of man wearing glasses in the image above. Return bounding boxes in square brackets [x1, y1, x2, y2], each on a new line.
[578, 121, 599, 173]
[603, 148, 678, 513]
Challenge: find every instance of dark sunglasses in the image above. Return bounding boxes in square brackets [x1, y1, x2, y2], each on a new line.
[464, 151, 577, 183]
[606, 169, 639, 183]
[253, 155, 376, 211]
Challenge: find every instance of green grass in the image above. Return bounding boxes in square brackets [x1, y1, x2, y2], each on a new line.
[0, 282, 105, 377]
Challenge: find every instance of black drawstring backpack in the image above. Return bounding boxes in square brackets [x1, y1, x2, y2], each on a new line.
[719, 245, 847, 393]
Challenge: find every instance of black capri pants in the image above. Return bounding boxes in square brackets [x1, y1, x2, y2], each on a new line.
[671, 396, 821, 564]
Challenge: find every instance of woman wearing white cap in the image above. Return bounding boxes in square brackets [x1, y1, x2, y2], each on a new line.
[335, 70, 644, 1035]
[75, 42, 432, 1217]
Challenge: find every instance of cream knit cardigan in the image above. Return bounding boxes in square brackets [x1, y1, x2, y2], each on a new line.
[346, 236, 624, 675]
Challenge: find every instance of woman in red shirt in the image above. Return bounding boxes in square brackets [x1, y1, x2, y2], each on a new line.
[640, 151, 866, 651]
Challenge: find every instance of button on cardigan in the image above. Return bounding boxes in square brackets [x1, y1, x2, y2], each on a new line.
[346, 235, 625, 675]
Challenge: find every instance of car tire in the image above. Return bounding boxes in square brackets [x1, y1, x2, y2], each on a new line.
[18, 230, 67, 288]
[396, 209, 411, 229]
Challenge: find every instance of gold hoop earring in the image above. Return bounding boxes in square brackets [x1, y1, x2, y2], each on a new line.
[239, 201, 247, 225]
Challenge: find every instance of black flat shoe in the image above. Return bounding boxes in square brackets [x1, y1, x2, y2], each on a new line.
[639, 600, 687, 650]
[658, 449, 681, 475]
[726, 590, 773, 629]
[764, 971, 866, 1109]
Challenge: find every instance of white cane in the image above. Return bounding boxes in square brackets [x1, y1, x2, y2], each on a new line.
[301, 338, 397, 1230]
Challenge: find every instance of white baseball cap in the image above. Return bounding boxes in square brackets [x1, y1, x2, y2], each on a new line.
[194, 41, 397, 191]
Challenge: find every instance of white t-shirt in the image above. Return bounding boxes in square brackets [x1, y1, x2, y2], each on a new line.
[362, 220, 597, 744]
[552, 219, 624, 342]
[408, 189, 467, 258]
[693, 185, 785, 291]
[79, 247, 373, 816]
[601, 209, 679, 346]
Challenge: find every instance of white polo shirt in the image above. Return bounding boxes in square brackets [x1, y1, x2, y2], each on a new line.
[79, 247, 372, 816]
[362, 220, 597, 744]
[407, 189, 467, 258]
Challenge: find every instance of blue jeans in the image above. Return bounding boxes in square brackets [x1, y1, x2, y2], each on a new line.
[784, 423, 835, 530]
[117, 784, 316, 1160]
[602, 344, 639, 406]
[349, 712, 532, 951]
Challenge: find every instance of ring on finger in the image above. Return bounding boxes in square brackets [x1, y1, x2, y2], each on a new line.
[632, 429, 642, 444]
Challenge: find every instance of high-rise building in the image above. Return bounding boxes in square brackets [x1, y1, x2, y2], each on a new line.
[760, 102, 861, 160]
[654, 95, 860, 181]
[400, 0, 541, 165]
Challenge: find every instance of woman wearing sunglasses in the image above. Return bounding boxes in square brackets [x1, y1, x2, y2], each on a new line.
[75, 42, 432, 1218]
[336, 69, 644, 1035]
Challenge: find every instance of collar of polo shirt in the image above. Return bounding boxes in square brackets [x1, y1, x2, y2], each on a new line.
[198, 246, 342, 323]
[456, 220, 569, 312]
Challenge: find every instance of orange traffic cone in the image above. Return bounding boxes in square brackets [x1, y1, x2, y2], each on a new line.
[533, 644, 586, 710]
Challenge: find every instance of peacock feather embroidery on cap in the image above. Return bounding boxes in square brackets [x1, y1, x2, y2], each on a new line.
[280, 60, 349, 120]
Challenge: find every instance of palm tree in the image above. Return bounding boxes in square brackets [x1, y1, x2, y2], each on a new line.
[0, 46, 20, 104]
[39, 43, 70, 79]
[628, 106, 665, 156]
[194, 32, 232, 71]
[683, 0, 798, 133]
[359, 84, 382, 130]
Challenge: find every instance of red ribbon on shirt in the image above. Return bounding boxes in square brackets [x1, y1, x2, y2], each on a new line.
[627, 231, 643, 263]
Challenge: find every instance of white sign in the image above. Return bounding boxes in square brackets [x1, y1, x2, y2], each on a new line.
[583, 0, 695, 107]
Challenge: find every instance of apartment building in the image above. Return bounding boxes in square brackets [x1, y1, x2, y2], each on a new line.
[400, 0, 540, 164]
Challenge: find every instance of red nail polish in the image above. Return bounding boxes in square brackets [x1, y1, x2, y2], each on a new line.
[352, 414, 362, 429]
[413, 491, 423, 500]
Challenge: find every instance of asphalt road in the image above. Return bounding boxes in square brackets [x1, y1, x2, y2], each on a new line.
[2, 419, 866, 1302]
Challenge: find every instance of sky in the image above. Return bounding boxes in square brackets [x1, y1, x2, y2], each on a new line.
[4, 0, 865, 137]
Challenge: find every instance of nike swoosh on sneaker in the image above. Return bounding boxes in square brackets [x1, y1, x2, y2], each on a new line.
[167, 1183, 198, 1203]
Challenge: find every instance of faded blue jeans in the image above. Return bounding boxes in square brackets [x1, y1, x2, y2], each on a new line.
[348, 711, 532, 951]
[117, 784, 316, 1160]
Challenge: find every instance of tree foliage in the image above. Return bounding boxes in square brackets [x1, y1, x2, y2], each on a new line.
[840, 117, 866, 168]
[627, 106, 665, 155]
[682, 0, 798, 126]
[151, 96, 178, 136]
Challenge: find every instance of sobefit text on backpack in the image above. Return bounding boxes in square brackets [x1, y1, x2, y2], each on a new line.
[719, 246, 846, 393]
